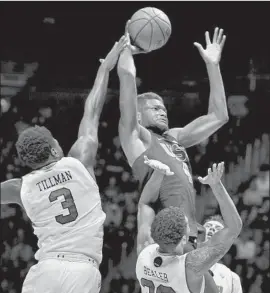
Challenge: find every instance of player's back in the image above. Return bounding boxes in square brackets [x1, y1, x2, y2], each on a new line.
[136, 244, 205, 293]
[211, 263, 240, 293]
[20, 156, 105, 265]
[132, 131, 197, 236]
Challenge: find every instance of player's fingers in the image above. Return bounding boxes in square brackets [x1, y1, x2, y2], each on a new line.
[212, 163, 217, 173]
[205, 31, 211, 45]
[220, 161, 225, 175]
[125, 20, 131, 36]
[213, 27, 218, 43]
[193, 42, 204, 54]
[99, 59, 104, 63]
[167, 171, 174, 176]
[144, 155, 149, 162]
[217, 28, 224, 44]
[216, 162, 222, 177]
[208, 168, 211, 175]
[117, 35, 126, 46]
[220, 35, 226, 50]
[198, 176, 204, 183]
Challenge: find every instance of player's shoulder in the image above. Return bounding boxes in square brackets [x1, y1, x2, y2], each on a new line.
[140, 243, 159, 254]
[214, 262, 232, 273]
[138, 243, 158, 260]
[60, 156, 82, 167]
[231, 270, 241, 281]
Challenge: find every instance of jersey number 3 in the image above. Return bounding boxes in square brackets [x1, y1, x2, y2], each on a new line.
[141, 278, 176, 293]
[49, 187, 78, 224]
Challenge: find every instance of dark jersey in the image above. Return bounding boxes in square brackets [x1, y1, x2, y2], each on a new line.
[132, 131, 198, 237]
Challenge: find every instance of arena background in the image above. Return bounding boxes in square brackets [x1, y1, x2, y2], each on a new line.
[1, 2, 269, 293]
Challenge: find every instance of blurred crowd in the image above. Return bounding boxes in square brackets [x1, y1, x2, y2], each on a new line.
[1, 62, 269, 293]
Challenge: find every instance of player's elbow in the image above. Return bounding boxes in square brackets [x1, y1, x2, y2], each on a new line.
[221, 114, 229, 124]
[217, 111, 229, 124]
[228, 220, 242, 239]
[235, 218, 243, 234]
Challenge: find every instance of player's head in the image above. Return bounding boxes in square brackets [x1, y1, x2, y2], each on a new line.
[15, 125, 64, 169]
[203, 215, 225, 241]
[137, 92, 168, 134]
[151, 206, 189, 254]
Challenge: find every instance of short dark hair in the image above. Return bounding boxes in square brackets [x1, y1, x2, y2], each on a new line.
[203, 215, 225, 226]
[137, 92, 164, 111]
[15, 125, 55, 167]
[151, 206, 187, 247]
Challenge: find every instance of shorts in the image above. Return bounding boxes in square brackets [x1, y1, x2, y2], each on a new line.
[22, 253, 101, 293]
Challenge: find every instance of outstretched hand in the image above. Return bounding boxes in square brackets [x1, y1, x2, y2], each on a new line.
[99, 34, 129, 71]
[144, 155, 174, 176]
[198, 162, 224, 186]
[124, 20, 150, 55]
[194, 27, 226, 65]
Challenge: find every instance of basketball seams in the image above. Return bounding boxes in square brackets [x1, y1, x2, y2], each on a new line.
[133, 20, 152, 44]
[152, 18, 166, 44]
[149, 21, 154, 51]
[129, 17, 151, 26]
[150, 7, 171, 27]
[154, 16, 171, 31]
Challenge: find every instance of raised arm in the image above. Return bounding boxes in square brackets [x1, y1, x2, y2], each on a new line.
[68, 36, 127, 176]
[1, 178, 23, 206]
[169, 28, 229, 148]
[186, 163, 242, 280]
[117, 26, 150, 167]
[137, 157, 174, 255]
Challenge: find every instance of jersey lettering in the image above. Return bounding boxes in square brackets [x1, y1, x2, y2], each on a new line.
[141, 278, 176, 293]
[159, 141, 188, 162]
[49, 187, 78, 224]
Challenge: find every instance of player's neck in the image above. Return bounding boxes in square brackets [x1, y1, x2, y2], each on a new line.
[157, 247, 177, 256]
[33, 158, 59, 170]
[146, 126, 166, 136]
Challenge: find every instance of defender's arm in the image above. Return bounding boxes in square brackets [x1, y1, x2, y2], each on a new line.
[186, 166, 242, 278]
[69, 38, 127, 176]
[1, 179, 23, 206]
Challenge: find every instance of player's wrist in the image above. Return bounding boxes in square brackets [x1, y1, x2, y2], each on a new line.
[206, 62, 220, 70]
[209, 180, 223, 190]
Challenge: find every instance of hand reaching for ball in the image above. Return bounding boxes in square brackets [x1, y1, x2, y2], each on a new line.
[99, 34, 129, 71]
[124, 20, 149, 55]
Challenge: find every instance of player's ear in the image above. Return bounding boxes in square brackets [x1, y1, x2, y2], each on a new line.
[137, 112, 142, 123]
[51, 148, 60, 158]
[182, 235, 188, 245]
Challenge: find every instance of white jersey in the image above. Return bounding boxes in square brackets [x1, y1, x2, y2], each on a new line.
[211, 263, 243, 293]
[20, 157, 106, 265]
[136, 244, 205, 293]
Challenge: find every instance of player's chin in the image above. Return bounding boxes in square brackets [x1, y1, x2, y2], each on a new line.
[156, 121, 169, 131]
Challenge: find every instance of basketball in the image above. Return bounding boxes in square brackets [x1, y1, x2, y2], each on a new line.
[128, 7, 172, 52]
